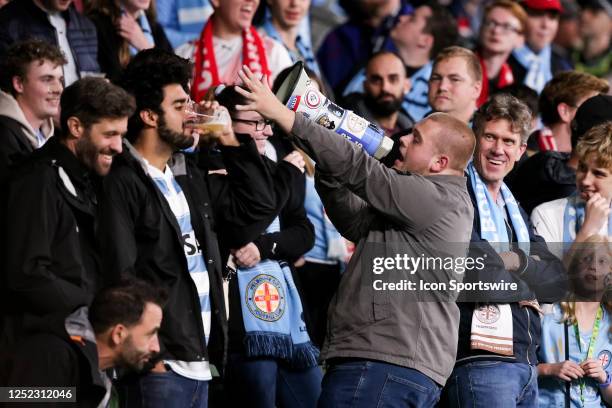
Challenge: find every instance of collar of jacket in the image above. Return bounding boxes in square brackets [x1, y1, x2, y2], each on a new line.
[26, 0, 74, 23]
[64, 307, 109, 392]
[43, 137, 94, 194]
[122, 139, 189, 177]
[0, 91, 54, 149]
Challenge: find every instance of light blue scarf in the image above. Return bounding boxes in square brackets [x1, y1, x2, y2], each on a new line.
[126, 11, 155, 56]
[237, 217, 319, 368]
[563, 193, 612, 246]
[468, 162, 530, 254]
[512, 45, 552, 94]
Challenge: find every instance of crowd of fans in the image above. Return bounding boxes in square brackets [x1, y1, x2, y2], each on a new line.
[0, 0, 611, 407]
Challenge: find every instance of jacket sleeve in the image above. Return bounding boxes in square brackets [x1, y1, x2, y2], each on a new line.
[4, 171, 90, 315]
[97, 168, 141, 282]
[288, 113, 443, 231]
[208, 139, 278, 246]
[314, 171, 374, 242]
[464, 209, 566, 303]
[253, 170, 315, 262]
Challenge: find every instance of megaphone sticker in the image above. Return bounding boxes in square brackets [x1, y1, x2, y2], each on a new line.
[304, 89, 323, 110]
[287, 95, 301, 112]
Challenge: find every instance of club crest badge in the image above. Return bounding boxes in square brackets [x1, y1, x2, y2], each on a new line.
[599, 350, 612, 369]
[475, 305, 501, 324]
[304, 89, 322, 110]
[246, 274, 286, 322]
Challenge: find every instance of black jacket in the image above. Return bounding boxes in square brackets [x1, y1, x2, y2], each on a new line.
[455, 178, 566, 366]
[97, 138, 277, 373]
[0, 0, 100, 75]
[226, 156, 315, 352]
[2, 137, 102, 320]
[0, 115, 36, 186]
[87, 11, 172, 83]
[4, 308, 108, 407]
[505, 151, 576, 215]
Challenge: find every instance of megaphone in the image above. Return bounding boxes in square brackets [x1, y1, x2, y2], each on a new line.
[275, 62, 394, 160]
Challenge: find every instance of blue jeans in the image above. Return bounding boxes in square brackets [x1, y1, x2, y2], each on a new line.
[443, 361, 538, 408]
[226, 353, 323, 408]
[318, 359, 441, 408]
[120, 368, 208, 408]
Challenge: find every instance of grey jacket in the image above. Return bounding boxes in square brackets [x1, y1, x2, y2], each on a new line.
[289, 113, 474, 385]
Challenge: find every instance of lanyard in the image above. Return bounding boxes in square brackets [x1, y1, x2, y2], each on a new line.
[574, 305, 603, 407]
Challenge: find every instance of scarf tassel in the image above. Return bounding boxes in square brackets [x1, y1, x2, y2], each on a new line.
[244, 331, 293, 360]
[291, 341, 320, 369]
[243, 332, 320, 368]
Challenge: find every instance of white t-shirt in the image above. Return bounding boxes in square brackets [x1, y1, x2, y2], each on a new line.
[177, 32, 292, 86]
[48, 12, 79, 85]
[531, 197, 610, 258]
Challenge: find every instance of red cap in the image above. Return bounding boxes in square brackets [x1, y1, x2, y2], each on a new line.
[522, 0, 563, 12]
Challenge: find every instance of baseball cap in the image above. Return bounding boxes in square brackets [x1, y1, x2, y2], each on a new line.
[571, 94, 612, 145]
[522, 0, 564, 12]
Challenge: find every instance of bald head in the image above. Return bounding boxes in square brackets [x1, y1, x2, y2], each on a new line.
[393, 112, 475, 175]
[426, 113, 476, 172]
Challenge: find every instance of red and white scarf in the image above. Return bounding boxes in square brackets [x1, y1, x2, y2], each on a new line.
[192, 18, 271, 102]
[477, 53, 514, 107]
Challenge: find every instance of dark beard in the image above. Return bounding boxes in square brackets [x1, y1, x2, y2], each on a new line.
[117, 335, 151, 373]
[158, 114, 193, 150]
[363, 92, 403, 117]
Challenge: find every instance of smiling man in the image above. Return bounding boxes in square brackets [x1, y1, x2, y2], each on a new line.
[0, 39, 66, 183]
[531, 121, 612, 248]
[428, 46, 482, 124]
[2, 77, 135, 346]
[443, 93, 565, 407]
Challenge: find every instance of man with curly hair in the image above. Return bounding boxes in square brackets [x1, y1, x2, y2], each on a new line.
[0, 39, 66, 183]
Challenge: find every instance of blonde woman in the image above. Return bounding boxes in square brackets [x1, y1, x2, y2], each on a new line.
[538, 235, 612, 407]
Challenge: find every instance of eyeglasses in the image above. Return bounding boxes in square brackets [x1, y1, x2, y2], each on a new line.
[482, 19, 522, 34]
[232, 117, 273, 131]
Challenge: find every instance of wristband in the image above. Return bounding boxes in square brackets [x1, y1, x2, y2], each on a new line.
[598, 371, 612, 388]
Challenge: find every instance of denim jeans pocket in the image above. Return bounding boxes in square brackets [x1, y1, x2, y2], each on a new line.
[467, 360, 504, 368]
[377, 373, 439, 408]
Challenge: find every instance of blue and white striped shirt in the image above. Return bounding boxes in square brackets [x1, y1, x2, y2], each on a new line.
[147, 162, 212, 381]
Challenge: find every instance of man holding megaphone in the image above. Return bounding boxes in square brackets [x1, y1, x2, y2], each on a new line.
[235, 64, 477, 407]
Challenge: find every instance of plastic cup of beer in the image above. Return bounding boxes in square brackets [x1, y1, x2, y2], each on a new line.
[184, 101, 230, 134]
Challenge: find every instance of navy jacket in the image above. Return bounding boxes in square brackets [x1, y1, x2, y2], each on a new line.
[0, 0, 100, 75]
[455, 177, 566, 366]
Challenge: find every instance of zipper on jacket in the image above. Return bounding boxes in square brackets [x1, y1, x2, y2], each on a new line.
[525, 307, 532, 365]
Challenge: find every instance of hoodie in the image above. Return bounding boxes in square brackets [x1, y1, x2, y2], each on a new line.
[0, 91, 55, 184]
[0, 90, 54, 149]
[4, 307, 111, 407]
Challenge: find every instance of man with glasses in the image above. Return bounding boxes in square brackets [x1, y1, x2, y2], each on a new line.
[97, 49, 278, 408]
[475, 0, 528, 106]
